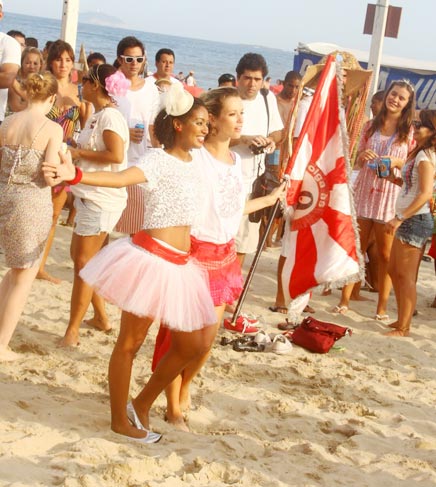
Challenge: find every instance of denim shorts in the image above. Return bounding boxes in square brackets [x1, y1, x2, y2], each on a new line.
[74, 198, 123, 236]
[395, 213, 434, 248]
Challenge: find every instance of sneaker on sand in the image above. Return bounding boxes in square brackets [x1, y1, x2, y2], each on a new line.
[272, 334, 293, 355]
[223, 316, 259, 334]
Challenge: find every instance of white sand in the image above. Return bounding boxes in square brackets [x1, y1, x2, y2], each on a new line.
[1, 224, 436, 487]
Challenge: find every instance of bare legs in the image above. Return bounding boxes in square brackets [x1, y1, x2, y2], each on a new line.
[372, 222, 395, 316]
[164, 304, 225, 431]
[386, 238, 422, 336]
[338, 219, 393, 315]
[37, 188, 67, 284]
[59, 231, 109, 347]
[273, 255, 286, 308]
[109, 311, 154, 439]
[133, 324, 216, 431]
[0, 265, 39, 361]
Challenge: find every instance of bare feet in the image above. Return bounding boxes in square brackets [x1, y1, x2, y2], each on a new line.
[58, 332, 80, 347]
[165, 413, 190, 432]
[36, 270, 62, 284]
[321, 288, 332, 296]
[82, 317, 112, 333]
[0, 347, 21, 362]
[388, 321, 399, 329]
[384, 329, 409, 337]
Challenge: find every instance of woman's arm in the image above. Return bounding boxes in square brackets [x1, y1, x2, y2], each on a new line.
[69, 129, 125, 164]
[244, 182, 286, 215]
[43, 151, 146, 188]
[43, 124, 63, 186]
[385, 159, 434, 234]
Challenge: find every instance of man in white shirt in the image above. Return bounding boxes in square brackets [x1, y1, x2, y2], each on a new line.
[149, 48, 180, 84]
[0, 0, 21, 123]
[113, 36, 160, 234]
[231, 52, 283, 264]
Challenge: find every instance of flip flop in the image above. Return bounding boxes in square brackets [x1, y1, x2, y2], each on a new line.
[268, 306, 288, 314]
[374, 314, 390, 321]
[333, 305, 348, 314]
[277, 318, 298, 331]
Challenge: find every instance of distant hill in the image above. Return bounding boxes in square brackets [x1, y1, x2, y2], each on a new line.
[79, 12, 127, 28]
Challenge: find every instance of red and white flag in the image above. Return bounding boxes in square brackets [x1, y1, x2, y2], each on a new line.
[282, 56, 364, 300]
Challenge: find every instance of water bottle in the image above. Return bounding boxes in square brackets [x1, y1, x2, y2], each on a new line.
[134, 123, 145, 130]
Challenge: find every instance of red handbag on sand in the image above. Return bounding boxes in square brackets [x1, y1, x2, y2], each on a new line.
[290, 317, 352, 353]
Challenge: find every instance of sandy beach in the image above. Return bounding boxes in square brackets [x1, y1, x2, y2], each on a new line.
[1, 222, 436, 487]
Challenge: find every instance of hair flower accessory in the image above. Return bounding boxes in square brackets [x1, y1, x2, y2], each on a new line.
[105, 71, 131, 97]
[164, 83, 194, 116]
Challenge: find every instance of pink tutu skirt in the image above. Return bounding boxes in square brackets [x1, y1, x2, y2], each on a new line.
[79, 232, 216, 331]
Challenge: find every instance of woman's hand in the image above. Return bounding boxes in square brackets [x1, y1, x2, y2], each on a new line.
[267, 181, 287, 205]
[385, 217, 402, 235]
[358, 149, 379, 166]
[384, 156, 404, 170]
[68, 146, 80, 162]
[43, 150, 76, 185]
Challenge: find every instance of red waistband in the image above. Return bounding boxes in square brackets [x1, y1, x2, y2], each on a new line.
[131, 231, 190, 265]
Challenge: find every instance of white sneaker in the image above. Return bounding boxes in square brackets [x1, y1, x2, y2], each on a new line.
[272, 334, 292, 355]
[254, 330, 272, 345]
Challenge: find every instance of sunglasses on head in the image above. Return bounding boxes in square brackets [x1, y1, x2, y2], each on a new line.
[413, 120, 435, 130]
[120, 55, 145, 64]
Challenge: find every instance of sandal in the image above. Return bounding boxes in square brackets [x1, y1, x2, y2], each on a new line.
[332, 305, 348, 314]
[232, 339, 265, 352]
[277, 318, 298, 331]
[374, 314, 390, 321]
[268, 306, 288, 314]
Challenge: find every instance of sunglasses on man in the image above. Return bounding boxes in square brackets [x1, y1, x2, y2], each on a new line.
[120, 55, 145, 64]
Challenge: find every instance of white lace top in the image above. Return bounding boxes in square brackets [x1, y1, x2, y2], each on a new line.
[136, 148, 204, 229]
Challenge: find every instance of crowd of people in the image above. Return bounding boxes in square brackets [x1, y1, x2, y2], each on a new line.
[0, 0, 435, 444]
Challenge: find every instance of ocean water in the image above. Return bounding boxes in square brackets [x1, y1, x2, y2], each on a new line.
[2, 13, 295, 89]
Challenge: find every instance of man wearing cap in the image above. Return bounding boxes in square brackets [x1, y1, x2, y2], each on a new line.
[218, 73, 236, 87]
[0, 0, 21, 123]
[231, 52, 283, 265]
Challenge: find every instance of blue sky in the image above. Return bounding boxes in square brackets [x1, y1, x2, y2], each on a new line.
[6, 0, 436, 61]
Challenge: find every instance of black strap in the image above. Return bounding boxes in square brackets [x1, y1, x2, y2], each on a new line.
[260, 87, 270, 136]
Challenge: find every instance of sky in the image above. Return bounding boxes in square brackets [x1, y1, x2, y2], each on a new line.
[6, 0, 436, 61]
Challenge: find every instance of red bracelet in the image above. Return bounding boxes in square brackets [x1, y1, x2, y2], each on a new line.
[67, 166, 83, 185]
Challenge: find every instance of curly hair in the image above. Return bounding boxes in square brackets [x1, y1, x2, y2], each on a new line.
[153, 98, 206, 149]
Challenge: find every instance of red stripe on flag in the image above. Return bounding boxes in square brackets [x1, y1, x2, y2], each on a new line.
[309, 81, 339, 165]
[322, 206, 358, 259]
[289, 227, 318, 298]
[325, 156, 347, 186]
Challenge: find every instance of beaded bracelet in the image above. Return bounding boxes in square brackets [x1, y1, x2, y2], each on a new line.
[67, 166, 83, 185]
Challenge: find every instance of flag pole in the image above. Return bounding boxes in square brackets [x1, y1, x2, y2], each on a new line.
[229, 57, 335, 324]
[230, 196, 286, 325]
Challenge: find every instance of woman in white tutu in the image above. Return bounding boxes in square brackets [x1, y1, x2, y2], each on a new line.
[152, 87, 286, 430]
[43, 85, 217, 444]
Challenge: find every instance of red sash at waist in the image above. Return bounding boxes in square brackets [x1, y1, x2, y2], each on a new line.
[131, 231, 190, 265]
